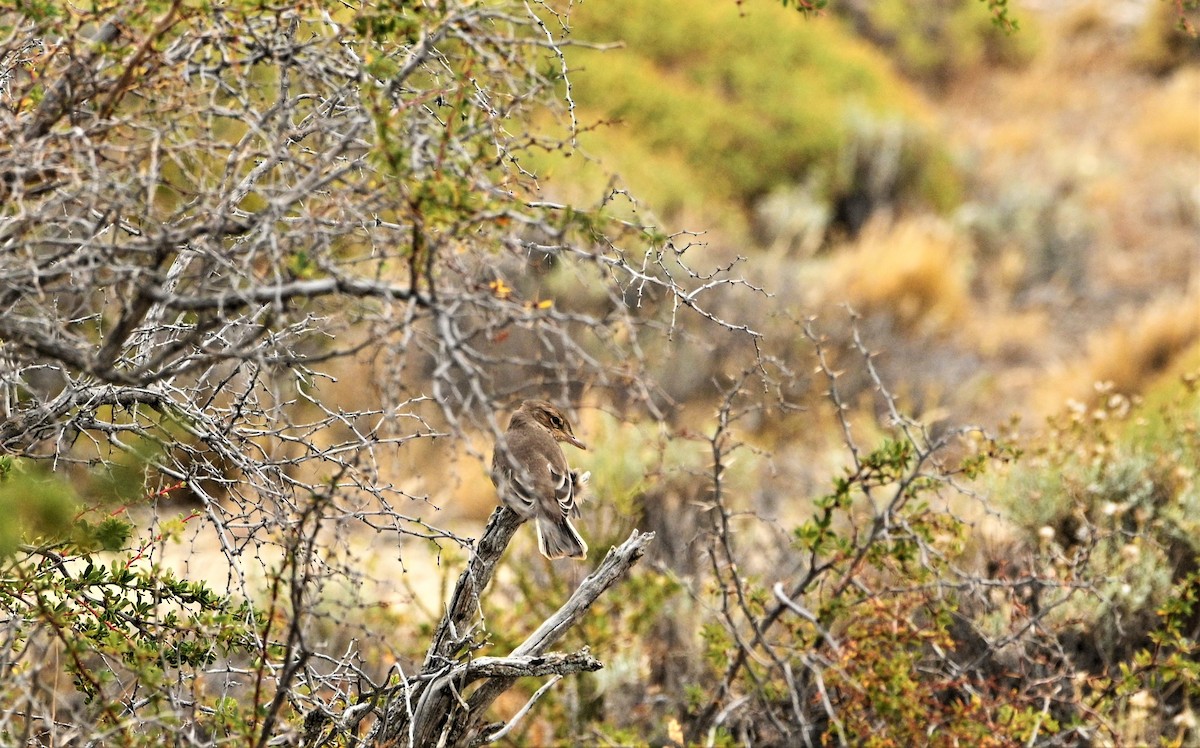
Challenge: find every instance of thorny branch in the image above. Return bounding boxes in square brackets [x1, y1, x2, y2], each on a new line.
[0, 1, 737, 742]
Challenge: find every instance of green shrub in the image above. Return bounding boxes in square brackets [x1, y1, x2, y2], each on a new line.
[837, 0, 1039, 85]
[546, 0, 959, 226]
[993, 369, 1200, 742]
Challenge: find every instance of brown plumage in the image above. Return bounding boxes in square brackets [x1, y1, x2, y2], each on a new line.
[490, 399, 589, 560]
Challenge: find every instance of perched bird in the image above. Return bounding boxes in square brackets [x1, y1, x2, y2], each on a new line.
[490, 399, 590, 560]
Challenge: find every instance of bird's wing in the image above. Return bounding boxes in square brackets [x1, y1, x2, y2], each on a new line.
[548, 463, 575, 519]
[492, 429, 585, 520]
[492, 459, 540, 516]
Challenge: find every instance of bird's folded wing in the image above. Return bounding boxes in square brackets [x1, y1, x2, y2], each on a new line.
[549, 463, 578, 519]
[494, 463, 538, 515]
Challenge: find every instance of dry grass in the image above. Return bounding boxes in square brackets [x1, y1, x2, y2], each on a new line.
[1133, 67, 1200, 154]
[963, 307, 1051, 363]
[824, 217, 974, 336]
[1037, 292, 1200, 411]
[1128, 0, 1200, 75]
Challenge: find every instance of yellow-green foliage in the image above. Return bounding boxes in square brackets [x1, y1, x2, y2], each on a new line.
[1129, 0, 1200, 74]
[540, 0, 954, 223]
[858, 0, 1039, 83]
[1131, 340, 1200, 452]
[0, 460, 77, 556]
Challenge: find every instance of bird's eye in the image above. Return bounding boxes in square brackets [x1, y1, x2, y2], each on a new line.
[550, 416, 563, 428]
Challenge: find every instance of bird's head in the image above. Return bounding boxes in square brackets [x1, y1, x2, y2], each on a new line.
[517, 399, 586, 450]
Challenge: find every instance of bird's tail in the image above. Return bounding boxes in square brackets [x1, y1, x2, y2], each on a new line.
[535, 515, 588, 560]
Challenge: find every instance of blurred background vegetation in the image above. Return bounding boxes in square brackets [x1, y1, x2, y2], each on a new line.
[460, 0, 1200, 742]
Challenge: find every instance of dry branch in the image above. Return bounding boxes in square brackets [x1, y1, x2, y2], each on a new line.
[368, 510, 655, 747]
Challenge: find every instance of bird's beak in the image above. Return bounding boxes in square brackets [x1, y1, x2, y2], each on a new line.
[566, 434, 587, 450]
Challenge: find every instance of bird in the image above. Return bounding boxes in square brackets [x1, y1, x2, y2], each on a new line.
[490, 399, 590, 560]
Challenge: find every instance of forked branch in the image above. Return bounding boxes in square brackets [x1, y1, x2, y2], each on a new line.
[366, 508, 655, 747]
